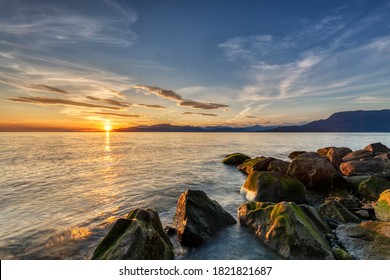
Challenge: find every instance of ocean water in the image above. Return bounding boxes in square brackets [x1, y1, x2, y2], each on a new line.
[0, 132, 389, 260]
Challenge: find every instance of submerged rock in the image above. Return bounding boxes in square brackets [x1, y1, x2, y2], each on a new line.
[318, 200, 361, 224]
[222, 153, 251, 165]
[91, 209, 174, 260]
[238, 201, 334, 259]
[336, 221, 390, 259]
[374, 189, 390, 222]
[173, 190, 236, 246]
[237, 156, 275, 174]
[358, 175, 390, 201]
[240, 171, 306, 204]
[340, 158, 390, 177]
[287, 152, 346, 192]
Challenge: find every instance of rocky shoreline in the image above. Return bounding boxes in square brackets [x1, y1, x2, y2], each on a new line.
[91, 142, 390, 260]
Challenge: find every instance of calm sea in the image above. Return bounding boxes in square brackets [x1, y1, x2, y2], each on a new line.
[1, 132, 389, 259]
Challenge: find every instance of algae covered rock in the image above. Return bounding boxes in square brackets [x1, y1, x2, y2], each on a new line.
[358, 175, 390, 200]
[173, 190, 236, 246]
[318, 200, 360, 224]
[237, 156, 275, 174]
[336, 221, 390, 259]
[222, 153, 251, 165]
[241, 171, 306, 204]
[92, 208, 174, 260]
[287, 152, 346, 192]
[238, 201, 334, 259]
[374, 189, 390, 222]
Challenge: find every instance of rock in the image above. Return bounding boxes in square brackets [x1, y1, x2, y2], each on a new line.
[318, 200, 361, 223]
[287, 152, 346, 192]
[332, 246, 354, 260]
[238, 201, 334, 259]
[364, 142, 390, 154]
[318, 147, 352, 168]
[374, 189, 390, 222]
[173, 190, 236, 246]
[237, 156, 275, 174]
[337, 197, 360, 209]
[344, 175, 371, 192]
[299, 205, 332, 234]
[267, 159, 290, 174]
[375, 153, 390, 162]
[358, 175, 390, 200]
[288, 151, 306, 160]
[342, 150, 373, 162]
[336, 221, 390, 259]
[339, 158, 390, 177]
[222, 153, 251, 165]
[92, 209, 174, 260]
[240, 171, 306, 204]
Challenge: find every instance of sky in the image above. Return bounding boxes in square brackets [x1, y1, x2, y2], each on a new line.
[0, 0, 390, 131]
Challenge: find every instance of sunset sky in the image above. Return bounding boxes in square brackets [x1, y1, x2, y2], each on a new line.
[1, 0, 390, 131]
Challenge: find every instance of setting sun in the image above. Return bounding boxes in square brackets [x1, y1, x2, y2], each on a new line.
[104, 123, 112, 132]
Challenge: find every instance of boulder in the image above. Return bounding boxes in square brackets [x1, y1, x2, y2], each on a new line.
[317, 147, 352, 168]
[240, 171, 306, 204]
[344, 175, 371, 192]
[288, 151, 306, 160]
[336, 197, 360, 209]
[358, 175, 390, 200]
[173, 190, 236, 246]
[238, 201, 334, 259]
[375, 153, 390, 162]
[222, 153, 251, 165]
[318, 200, 360, 223]
[340, 158, 390, 176]
[342, 150, 373, 162]
[267, 159, 290, 174]
[299, 205, 332, 234]
[374, 189, 390, 222]
[237, 156, 275, 174]
[364, 142, 390, 154]
[92, 209, 174, 260]
[286, 152, 346, 192]
[336, 221, 390, 259]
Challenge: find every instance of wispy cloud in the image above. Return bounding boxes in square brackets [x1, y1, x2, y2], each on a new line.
[92, 112, 141, 118]
[136, 104, 167, 109]
[180, 112, 218, 117]
[27, 84, 68, 95]
[86, 96, 132, 107]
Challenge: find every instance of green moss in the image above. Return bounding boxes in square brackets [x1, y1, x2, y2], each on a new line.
[359, 176, 390, 200]
[332, 247, 353, 260]
[222, 153, 250, 165]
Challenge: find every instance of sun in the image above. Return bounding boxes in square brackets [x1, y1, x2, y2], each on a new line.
[104, 123, 112, 132]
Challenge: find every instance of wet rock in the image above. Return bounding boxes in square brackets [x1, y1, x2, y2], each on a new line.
[336, 221, 390, 259]
[287, 152, 346, 192]
[267, 159, 290, 174]
[240, 171, 306, 204]
[318, 200, 361, 223]
[238, 201, 334, 259]
[288, 151, 306, 160]
[374, 189, 390, 222]
[299, 205, 332, 234]
[342, 150, 373, 162]
[358, 175, 390, 200]
[237, 157, 275, 175]
[364, 142, 390, 154]
[91, 209, 174, 260]
[344, 175, 371, 192]
[339, 158, 390, 177]
[173, 190, 236, 246]
[320, 147, 353, 168]
[222, 153, 251, 166]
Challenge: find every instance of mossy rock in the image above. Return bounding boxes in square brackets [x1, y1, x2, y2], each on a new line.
[237, 157, 275, 174]
[332, 246, 354, 260]
[222, 153, 251, 165]
[318, 200, 360, 224]
[374, 189, 390, 222]
[241, 171, 306, 204]
[358, 175, 390, 200]
[238, 201, 334, 259]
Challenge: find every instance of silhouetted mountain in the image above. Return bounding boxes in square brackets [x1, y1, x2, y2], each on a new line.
[269, 110, 390, 132]
[116, 124, 275, 132]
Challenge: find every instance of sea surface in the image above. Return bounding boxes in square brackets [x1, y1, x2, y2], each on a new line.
[1, 132, 389, 260]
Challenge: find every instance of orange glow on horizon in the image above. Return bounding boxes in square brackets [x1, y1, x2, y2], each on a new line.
[104, 123, 112, 132]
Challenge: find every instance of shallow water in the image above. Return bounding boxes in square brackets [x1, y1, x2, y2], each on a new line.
[0, 132, 389, 259]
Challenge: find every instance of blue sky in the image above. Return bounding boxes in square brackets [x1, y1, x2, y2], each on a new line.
[0, 0, 389, 130]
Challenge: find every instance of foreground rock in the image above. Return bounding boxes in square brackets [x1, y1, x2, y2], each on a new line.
[222, 153, 250, 165]
[173, 190, 236, 246]
[237, 157, 275, 174]
[241, 171, 306, 203]
[375, 189, 390, 222]
[317, 147, 352, 168]
[358, 175, 390, 200]
[92, 209, 174, 260]
[287, 152, 346, 192]
[267, 159, 290, 174]
[340, 158, 390, 176]
[238, 201, 334, 259]
[336, 221, 390, 259]
[318, 200, 360, 223]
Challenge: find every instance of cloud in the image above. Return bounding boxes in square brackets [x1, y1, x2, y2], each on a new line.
[86, 96, 131, 107]
[132, 84, 229, 110]
[180, 112, 218, 117]
[355, 96, 382, 104]
[27, 84, 68, 95]
[92, 112, 141, 118]
[8, 96, 121, 110]
[246, 116, 257, 119]
[136, 104, 167, 109]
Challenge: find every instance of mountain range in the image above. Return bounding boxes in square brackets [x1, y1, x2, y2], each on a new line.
[115, 109, 390, 132]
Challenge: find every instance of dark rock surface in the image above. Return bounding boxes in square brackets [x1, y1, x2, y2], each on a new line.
[318, 200, 361, 223]
[222, 153, 251, 165]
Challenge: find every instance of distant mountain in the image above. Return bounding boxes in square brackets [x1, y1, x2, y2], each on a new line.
[269, 109, 390, 132]
[115, 124, 275, 132]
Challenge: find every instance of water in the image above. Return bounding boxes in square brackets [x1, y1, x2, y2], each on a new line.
[0, 132, 389, 259]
